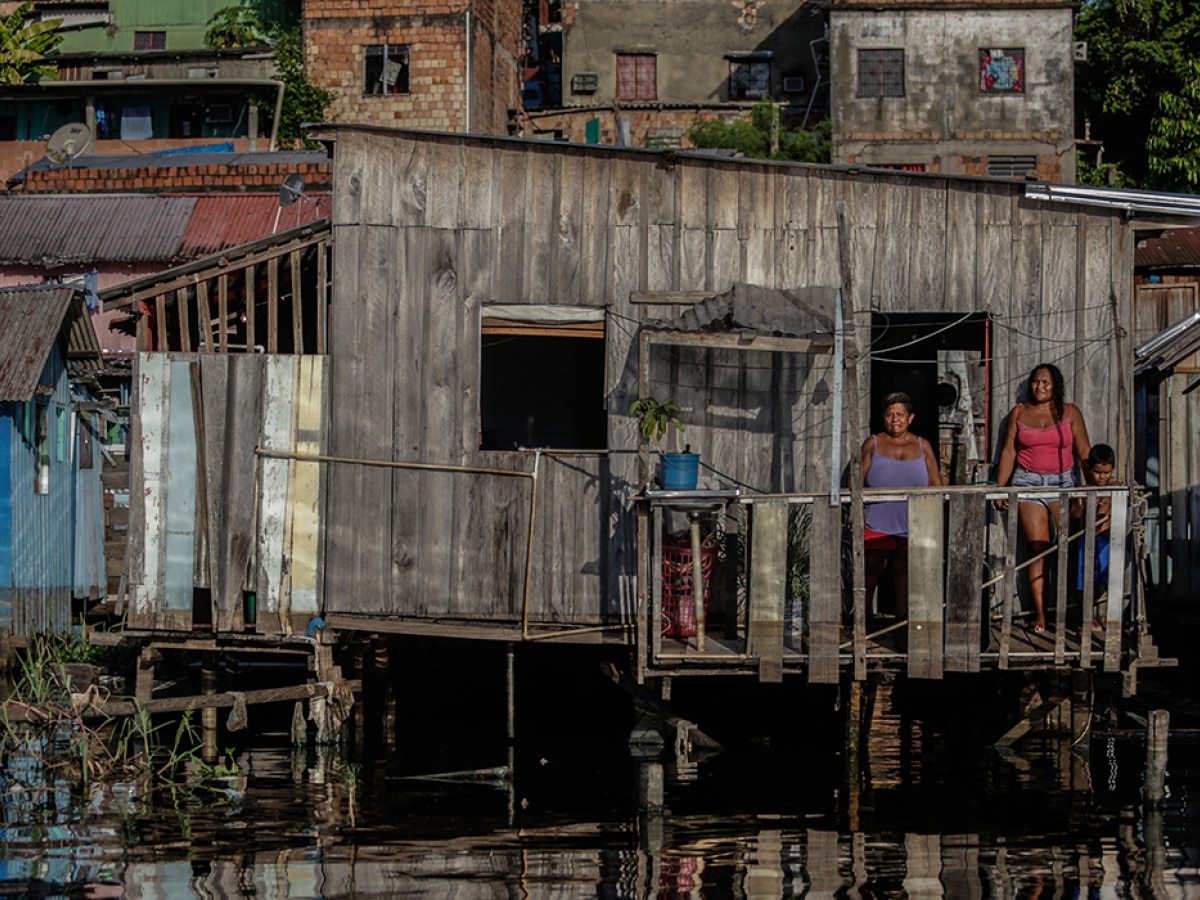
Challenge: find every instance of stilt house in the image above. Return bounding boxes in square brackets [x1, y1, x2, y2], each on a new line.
[105, 128, 1200, 694]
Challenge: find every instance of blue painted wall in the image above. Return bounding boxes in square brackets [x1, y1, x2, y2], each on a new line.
[0, 344, 77, 635]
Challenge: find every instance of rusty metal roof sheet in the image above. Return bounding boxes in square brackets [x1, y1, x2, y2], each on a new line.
[180, 194, 330, 258]
[0, 286, 100, 401]
[0, 195, 196, 266]
[1136, 227, 1200, 269]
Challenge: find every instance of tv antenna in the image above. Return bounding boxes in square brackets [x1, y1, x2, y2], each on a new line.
[279, 172, 328, 209]
[45, 122, 93, 167]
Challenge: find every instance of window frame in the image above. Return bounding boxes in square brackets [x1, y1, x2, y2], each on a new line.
[615, 53, 657, 102]
[728, 57, 771, 101]
[478, 308, 608, 453]
[133, 31, 166, 51]
[979, 48, 1025, 94]
[856, 48, 905, 98]
[364, 44, 411, 96]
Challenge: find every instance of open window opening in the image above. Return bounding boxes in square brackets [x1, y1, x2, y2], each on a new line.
[479, 311, 607, 451]
[869, 312, 991, 485]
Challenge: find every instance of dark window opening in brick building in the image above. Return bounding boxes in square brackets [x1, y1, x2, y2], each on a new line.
[616, 53, 656, 101]
[365, 45, 410, 95]
[979, 48, 1024, 93]
[134, 31, 166, 51]
[729, 57, 770, 100]
[479, 316, 607, 451]
[857, 49, 904, 97]
[987, 155, 1037, 178]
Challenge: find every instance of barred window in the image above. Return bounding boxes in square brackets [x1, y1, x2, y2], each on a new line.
[365, 45, 410, 95]
[857, 49, 904, 98]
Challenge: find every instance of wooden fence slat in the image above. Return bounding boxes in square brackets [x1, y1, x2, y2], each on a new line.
[1103, 492, 1128, 670]
[1055, 493, 1069, 664]
[218, 274, 229, 353]
[267, 256, 279, 354]
[907, 493, 944, 680]
[1000, 494, 1018, 668]
[316, 244, 327, 354]
[808, 501, 841, 684]
[747, 502, 787, 683]
[290, 248, 303, 353]
[1080, 494, 1097, 669]
[945, 492, 985, 673]
[245, 263, 256, 354]
[155, 296, 168, 351]
[216, 356, 262, 632]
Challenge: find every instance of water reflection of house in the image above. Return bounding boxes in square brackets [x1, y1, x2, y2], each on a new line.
[105, 128, 1200, 713]
[0, 286, 104, 636]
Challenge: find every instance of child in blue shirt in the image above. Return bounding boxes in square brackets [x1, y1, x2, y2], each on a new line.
[1071, 444, 1117, 630]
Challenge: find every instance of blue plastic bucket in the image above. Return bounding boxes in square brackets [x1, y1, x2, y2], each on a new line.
[660, 452, 700, 491]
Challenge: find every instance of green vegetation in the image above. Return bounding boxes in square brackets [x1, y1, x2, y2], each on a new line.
[205, 7, 332, 149]
[0, 1, 62, 85]
[0, 635, 242, 819]
[629, 397, 684, 446]
[686, 98, 830, 163]
[269, 26, 333, 149]
[1075, 0, 1200, 190]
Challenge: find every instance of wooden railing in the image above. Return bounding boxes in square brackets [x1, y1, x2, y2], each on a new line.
[642, 484, 1140, 682]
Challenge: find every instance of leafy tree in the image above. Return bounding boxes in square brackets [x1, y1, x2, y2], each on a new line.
[1075, 0, 1200, 190]
[0, 1, 62, 85]
[205, 6, 269, 48]
[1146, 59, 1200, 188]
[686, 98, 830, 163]
[269, 27, 333, 149]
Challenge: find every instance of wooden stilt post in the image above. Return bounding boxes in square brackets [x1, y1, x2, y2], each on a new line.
[1144, 709, 1169, 808]
[135, 645, 156, 704]
[201, 652, 219, 763]
[846, 679, 864, 833]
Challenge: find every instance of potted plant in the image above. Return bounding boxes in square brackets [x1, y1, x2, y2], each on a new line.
[629, 396, 700, 490]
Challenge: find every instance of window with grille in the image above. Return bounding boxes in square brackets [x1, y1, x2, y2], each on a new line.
[134, 31, 166, 51]
[729, 59, 770, 101]
[616, 53, 656, 101]
[987, 155, 1037, 178]
[857, 49, 904, 97]
[365, 45, 410, 95]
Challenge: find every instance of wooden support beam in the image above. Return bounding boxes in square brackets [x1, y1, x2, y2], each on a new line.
[1055, 496, 1070, 665]
[155, 295, 168, 352]
[316, 244, 327, 354]
[600, 661, 722, 751]
[176, 288, 191, 351]
[1000, 495, 1018, 668]
[1080, 494, 1098, 669]
[197, 281, 213, 352]
[945, 492, 985, 673]
[808, 501, 841, 684]
[290, 248, 303, 353]
[267, 256, 279, 353]
[218, 274, 229, 353]
[245, 263, 256, 353]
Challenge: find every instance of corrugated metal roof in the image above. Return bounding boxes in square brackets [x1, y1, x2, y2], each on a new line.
[0, 193, 329, 266]
[180, 194, 330, 257]
[0, 286, 77, 401]
[1136, 227, 1200, 269]
[0, 195, 196, 265]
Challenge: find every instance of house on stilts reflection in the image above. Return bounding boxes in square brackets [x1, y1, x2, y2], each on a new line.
[98, 128, 1199, 725]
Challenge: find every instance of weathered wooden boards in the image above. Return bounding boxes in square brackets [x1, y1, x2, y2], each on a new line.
[129, 354, 327, 633]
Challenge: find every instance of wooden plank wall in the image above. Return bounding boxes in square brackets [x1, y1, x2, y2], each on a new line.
[323, 129, 1134, 628]
[128, 354, 328, 632]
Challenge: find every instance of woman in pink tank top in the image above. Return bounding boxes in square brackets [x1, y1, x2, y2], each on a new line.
[994, 363, 1092, 632]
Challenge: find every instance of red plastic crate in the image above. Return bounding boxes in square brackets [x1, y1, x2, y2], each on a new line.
[661, 542, 715, 637]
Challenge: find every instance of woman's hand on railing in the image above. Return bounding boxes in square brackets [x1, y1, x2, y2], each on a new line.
[994, 496, 1009, 511]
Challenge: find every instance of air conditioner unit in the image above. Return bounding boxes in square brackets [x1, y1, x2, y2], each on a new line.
[571, 72, 599, 93]
[1073, 41, 1088, 62]
[205, 103, 233, 124]
[782, 76, 806, 93]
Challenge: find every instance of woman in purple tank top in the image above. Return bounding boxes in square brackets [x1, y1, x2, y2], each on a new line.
[861, 392, 943, 623]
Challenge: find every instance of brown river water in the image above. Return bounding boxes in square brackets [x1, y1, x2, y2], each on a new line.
[1, 643, 1197, 899]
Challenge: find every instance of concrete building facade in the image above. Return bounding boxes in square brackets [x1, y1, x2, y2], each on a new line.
[828, 0, 1076, 182]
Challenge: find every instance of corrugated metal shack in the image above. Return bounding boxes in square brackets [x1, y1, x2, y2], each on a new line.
[108, 129, 1195, 702]
[0, 286, 105, 635]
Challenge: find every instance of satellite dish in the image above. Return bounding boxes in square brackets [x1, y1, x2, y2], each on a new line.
[45, 122, 93, 167]
[279, 172, 305, 207]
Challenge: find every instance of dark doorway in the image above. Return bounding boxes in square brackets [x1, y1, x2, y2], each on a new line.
[869, 313, 991, 485]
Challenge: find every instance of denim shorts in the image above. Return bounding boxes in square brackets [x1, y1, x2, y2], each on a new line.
[1012, 466, 1074, 506]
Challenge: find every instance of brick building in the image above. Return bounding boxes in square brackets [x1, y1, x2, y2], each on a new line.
[303, 0, 523, 136]
[828, 0, 1077, 182]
